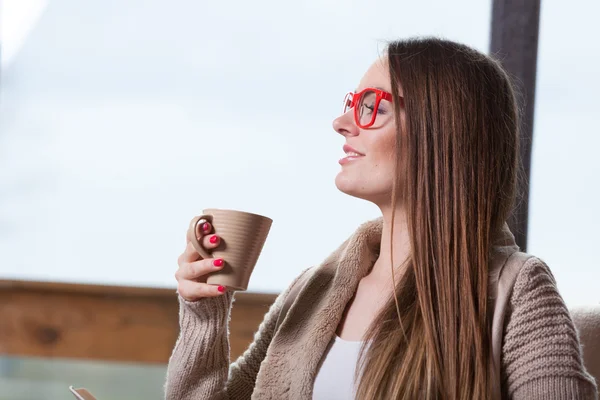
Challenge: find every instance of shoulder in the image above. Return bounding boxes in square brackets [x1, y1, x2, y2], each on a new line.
[505, 254, 574, 347]
[503, 255, 577, 356]
[502, 255, 598, 398]
[509, 255, 559, 307]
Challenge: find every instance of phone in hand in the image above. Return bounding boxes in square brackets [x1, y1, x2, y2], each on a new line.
[69, 386, 98, 400]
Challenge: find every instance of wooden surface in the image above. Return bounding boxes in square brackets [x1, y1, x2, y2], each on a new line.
[0, 279, 277, 364]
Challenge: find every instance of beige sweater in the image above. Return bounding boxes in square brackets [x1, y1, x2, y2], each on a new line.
[164, 218, 598, 399]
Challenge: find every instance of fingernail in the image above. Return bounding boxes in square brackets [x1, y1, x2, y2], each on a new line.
[202, 222, 210, 232]
[217, 286, 226, 293]
[213, 259, 224, 267]
[209, 235, 219, 244]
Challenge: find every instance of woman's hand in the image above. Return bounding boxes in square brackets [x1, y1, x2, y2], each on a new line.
[176, 220, 227, 301]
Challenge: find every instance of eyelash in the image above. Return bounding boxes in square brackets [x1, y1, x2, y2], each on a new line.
[364, 104, 387, 115]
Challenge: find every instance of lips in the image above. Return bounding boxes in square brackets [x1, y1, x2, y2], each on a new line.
[343, 144, 365, 156]
[339, 144, 365, 165]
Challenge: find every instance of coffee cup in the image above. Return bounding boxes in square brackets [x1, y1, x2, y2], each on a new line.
[187, 209, 273, 291]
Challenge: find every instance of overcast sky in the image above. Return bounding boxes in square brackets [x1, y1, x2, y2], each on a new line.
[0, 0, 598, 305]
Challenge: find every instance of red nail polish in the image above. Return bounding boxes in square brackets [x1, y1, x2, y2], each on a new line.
[217, 286, 226, 293]
[202, 222, 210, 232]
[209, 235, 219, 244]
[213, 259, 224, 267]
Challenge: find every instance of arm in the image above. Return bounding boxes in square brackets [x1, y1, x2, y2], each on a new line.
[164, 267, 312, 400]
[502, 257, 598, 399]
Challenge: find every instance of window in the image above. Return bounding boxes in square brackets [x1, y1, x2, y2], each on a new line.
[0, 0, 494, 293]
[527, 0, 600, 306]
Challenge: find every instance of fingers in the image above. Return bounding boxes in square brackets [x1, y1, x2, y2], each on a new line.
[202, 232, 221, 250]
[176, 218, 227, 301]
[180, 220, 221, 264]
[197, 221, 221, 250]
[186, 219, 212, 244]
[178, 241, 202, 265]
[177, 280, 227, 301]
[176, 257, 225, 281]
[190, 220, 221, 251]
[194, 219, 213, 241]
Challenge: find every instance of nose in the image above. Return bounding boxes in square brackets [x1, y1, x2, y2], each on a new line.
[333, 110, 359, 137]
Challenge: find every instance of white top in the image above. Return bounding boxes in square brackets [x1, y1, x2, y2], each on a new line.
[312, 335, 366, 399]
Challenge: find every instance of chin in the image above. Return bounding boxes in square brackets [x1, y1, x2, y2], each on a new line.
[335, 173, 373, 202]
[335, 172, 395, 206]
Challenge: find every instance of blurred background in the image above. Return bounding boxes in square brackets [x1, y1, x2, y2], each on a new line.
[0, 0, 598, 398]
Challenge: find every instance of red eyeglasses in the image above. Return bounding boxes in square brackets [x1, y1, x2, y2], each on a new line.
[343, 87, 394, 129]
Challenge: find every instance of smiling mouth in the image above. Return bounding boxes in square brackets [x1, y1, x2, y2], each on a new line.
[342, 144, 365, 157]
[339, 153, 364, 165]
[345, 151, 363, 157]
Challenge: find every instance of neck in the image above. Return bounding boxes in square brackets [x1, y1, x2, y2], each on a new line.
[368, 205, 411, 283]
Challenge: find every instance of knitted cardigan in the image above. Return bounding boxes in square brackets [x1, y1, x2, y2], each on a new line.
[164, 218, 598, 399]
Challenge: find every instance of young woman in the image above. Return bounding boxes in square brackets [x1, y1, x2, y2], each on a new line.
[165, 38, 598, 399]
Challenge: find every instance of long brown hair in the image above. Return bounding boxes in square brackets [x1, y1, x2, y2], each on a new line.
[354, 37, 520, 399]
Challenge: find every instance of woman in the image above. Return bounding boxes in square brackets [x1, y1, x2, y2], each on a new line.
[165, 38, 598, 399]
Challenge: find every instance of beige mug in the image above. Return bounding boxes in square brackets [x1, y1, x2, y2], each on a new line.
[187, 208, 273, 291]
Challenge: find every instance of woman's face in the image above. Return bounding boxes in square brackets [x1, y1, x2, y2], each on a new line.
[333, 58, 403, 207]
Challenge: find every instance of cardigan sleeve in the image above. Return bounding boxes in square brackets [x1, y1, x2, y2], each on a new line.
[501, 256, 598, 399]
[164, 267, 312, 400]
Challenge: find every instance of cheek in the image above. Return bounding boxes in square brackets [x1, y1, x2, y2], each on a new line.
[369, 129, 397, 170]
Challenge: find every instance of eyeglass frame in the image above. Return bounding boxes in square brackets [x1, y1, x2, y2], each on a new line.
[342, 87, 394, 129]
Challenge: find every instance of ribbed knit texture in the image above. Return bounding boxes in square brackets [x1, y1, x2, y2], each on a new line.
[164, 292, 233, 399]
[501, 257, 598, 399]
[164, 218, 598, 399]
[164, 270, 310, 400]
